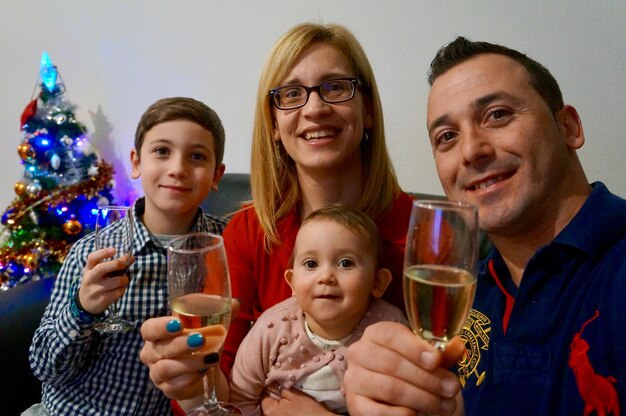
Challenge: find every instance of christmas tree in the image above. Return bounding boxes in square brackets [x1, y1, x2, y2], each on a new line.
[0, 52, 116, 289]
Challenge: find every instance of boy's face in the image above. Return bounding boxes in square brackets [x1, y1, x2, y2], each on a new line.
[131, 119, 224, 233]
[285, 219, 390, 339]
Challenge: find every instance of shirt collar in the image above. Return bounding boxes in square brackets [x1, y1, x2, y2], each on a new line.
[131, 197, 207, 253]
[554, 181, 626, 258]
[479, 181, 626, 274]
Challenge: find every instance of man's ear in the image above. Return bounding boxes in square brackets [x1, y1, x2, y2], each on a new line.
[130, 148, 141, 179]
[557, 104, 585, 150]
[371, 268, 392, 298]
[284, 269, 296, 295]
[211, 163, 226, 191]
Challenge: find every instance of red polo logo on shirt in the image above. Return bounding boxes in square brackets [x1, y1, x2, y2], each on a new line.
[568, 310, 620, 416]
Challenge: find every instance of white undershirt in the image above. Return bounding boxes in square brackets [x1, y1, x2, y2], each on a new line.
[298, 321, 349, 414]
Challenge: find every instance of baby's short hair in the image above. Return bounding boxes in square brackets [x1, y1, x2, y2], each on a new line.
[297, 204, 383, 266]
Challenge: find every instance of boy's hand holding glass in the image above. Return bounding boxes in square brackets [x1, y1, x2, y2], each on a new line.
[91, 205, 135, 334]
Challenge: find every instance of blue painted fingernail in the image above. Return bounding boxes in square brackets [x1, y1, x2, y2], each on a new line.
[187, 333, 204, 348]
[166, 319, 182, 333]
[204, 352, 219, 365]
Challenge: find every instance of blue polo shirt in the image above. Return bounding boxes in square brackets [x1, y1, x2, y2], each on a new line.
[459, 182, 626, 415]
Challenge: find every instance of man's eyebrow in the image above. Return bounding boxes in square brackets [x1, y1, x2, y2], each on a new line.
[428, 113, 450, 134]
[428, 91, 521, 133]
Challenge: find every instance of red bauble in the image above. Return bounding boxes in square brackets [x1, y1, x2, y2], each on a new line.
[20, 98, 38, 128]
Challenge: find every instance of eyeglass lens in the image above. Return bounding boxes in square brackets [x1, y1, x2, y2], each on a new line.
[272, 78, 356, 110]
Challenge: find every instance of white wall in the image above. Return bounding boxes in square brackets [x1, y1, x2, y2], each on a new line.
[1, 0, 625, 210]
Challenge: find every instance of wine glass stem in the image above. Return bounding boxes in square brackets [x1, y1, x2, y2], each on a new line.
[109, 301, 118, 317]
[202, 366, 222, 415]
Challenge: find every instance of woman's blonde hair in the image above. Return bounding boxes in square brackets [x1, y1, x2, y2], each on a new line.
[251, 22, 400, 249]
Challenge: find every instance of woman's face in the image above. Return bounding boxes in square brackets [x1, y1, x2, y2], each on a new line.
[272, 42, 372, 175]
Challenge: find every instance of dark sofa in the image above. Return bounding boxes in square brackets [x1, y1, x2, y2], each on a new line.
[0, 172, 491, 414]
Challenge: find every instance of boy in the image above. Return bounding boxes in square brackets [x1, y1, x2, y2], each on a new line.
[27, 97, 228, 415]
[229, 205, 408, 415]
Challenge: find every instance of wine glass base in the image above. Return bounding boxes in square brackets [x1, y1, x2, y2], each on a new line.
[94, 319, 134, 334]
[187, 402, 243, 416]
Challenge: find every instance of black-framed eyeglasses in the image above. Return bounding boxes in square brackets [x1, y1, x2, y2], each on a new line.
[269, 77, 360, 110]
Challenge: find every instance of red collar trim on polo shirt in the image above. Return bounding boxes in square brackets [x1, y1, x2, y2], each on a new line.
[488, 259, 515, 334]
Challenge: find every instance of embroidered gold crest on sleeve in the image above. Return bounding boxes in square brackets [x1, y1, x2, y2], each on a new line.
[458, 308, 490, 387]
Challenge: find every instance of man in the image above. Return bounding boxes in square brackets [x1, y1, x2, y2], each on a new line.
[344, 37, 626, 416]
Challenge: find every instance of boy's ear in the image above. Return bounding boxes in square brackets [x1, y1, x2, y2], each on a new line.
[371, 268, 392, 298]
[211, 163, 226, 191]
[130, 148, 141, 179]
[284, 269, 296, 295]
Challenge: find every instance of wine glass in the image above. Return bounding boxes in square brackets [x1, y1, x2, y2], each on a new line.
[167, 232, 242, 416]
[403, 200, 478, 351]
[93, 205, 135, 334]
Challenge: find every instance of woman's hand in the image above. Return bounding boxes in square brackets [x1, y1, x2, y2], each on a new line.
[344, 321, 465, 416]
[139, 316, 209, 400]
[139, 300, 240, 402]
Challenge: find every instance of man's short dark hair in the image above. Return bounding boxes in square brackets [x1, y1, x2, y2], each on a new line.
[428, 36, 564, 114]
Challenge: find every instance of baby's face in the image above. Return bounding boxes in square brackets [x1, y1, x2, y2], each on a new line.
[286, 219, 378, 337]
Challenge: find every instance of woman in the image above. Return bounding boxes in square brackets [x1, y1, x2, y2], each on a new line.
[140, 22, 413, 415]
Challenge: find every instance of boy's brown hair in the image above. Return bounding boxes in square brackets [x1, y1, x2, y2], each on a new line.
[134, 97, 225, 165]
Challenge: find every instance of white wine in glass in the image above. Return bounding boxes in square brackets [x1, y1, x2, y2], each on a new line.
[403, 200, 478, 350]
[167, 232, 242, 416]
[93, 205, 134, 334]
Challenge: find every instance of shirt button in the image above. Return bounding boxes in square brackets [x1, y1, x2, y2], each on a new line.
[69, 330, 78, 338]
[280, 337, 288, 345]
[336, 354, 344, 361]
[267, 322, 274, 328]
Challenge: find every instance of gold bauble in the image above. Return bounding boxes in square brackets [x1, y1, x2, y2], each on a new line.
[62, 219, 82, 236]
[22, 253, 37, 269]
[17, 143, 36, 161]
[14, 181, 27, 195]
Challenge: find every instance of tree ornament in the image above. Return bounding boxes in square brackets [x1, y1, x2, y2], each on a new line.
[29, 210, 39, 225]
[88, 163, 99, 176]
[50, 154, 61, 170]
[62, 218, 82, 235]
[14, 182, 27, 196]
[26, 180, 43, 195]
[53, 113, 67, 124]
[40, 51, 58, 93]
[21, 99, 38, 128]
[18, 142, 36, 161]
[60, 135, 73, 147]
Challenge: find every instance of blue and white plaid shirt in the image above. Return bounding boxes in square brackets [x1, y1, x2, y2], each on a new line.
[29, 198, 228, 415]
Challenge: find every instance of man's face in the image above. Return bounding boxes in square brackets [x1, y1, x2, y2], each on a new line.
[426, 53, 583, 237]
